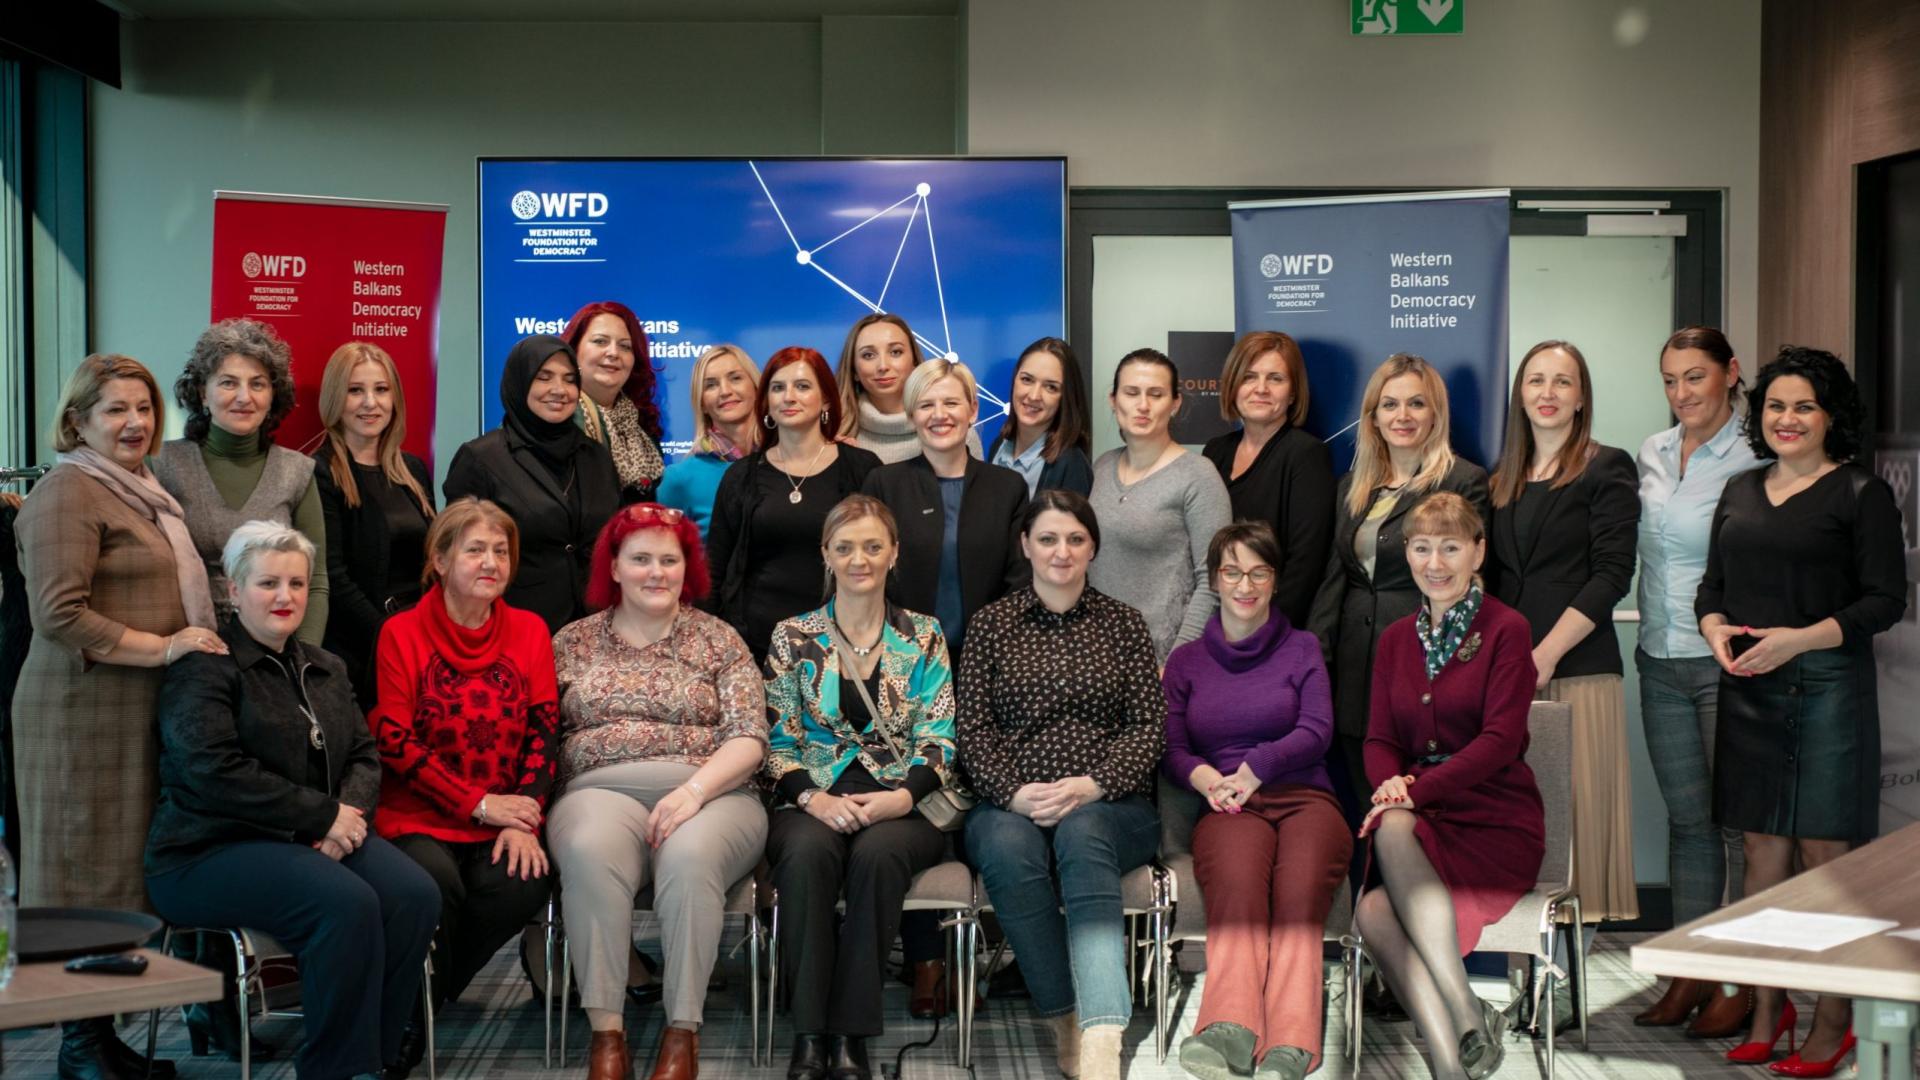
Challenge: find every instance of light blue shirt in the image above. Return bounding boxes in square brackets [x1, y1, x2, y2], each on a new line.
[1635, 415, 1762, 658]
[991, 436, 1046, 498]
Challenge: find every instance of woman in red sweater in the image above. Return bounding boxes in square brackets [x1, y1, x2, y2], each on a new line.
[370, 496, 558, 1067]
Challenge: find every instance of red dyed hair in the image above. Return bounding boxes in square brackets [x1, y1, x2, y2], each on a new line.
[584, 503, 711, 610]
[564, 300, 663, 443]
[757, 346, 841, 435]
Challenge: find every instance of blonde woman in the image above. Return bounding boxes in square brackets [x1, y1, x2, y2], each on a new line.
[312, 342, 436, 707]
[657, 344, 760, 537]
[1308, 353, 1489, 807]
[834, 312, 982, 464]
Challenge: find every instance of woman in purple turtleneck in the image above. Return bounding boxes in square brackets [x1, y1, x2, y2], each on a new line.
[1163, 521, 1352, 1080]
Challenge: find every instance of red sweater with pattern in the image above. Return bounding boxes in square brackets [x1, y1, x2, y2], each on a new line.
[369, 585, 559, 842]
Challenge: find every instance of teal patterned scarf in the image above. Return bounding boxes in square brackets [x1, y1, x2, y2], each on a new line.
[1415, 583, 1483, 681]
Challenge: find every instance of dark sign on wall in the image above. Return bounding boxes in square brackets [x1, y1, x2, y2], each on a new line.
[1167, 330, 1236, 446]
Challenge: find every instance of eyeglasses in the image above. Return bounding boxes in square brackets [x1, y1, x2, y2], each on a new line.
[1218, 566, 1275, 585]
[627, 504, 686, 525]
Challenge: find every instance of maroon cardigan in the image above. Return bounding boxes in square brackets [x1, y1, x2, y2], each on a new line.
[1364, 594, 1545, 953]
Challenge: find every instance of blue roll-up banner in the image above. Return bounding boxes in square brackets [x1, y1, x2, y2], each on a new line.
[1230, 189, 1510, 470]
[478, 158, 1067, 455]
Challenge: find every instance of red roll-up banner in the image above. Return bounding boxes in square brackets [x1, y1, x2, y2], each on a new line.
[210, 191, 449, 466]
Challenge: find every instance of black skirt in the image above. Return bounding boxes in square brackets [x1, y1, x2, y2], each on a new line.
[1713, 646, 1880, 842]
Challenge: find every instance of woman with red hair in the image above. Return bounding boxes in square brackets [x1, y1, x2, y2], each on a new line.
[547, 503, 770, 1080]
[707, 347, 883, 661]
[566, 301, 666, 503]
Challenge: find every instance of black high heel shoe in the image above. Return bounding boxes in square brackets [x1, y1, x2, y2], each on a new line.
[788, 1034, 829, 1080]
[182, 1002, 278, 1062]
[828, 1034, 871, 1080]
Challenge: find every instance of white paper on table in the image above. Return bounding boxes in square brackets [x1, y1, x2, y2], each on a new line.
[1886, 927, 1920, 942]
[1690, 907, 1899, 952]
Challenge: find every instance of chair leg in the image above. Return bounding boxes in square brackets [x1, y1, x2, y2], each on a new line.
[144, 927, 174, 1077]
[559, 935, 573, 1065]
[232, 932, 252, 1080]
[543, 899, 556, 1069]
[748, 907, 763, 1068]
[1569, 897, 1589, 1050]
[1153, 900, 1170, 1063]
[1348, 942, 1366, 1071]
[765, 890, 780, 1063]
[422, 952, 437, 1080]
[961, 914, 979, 1070]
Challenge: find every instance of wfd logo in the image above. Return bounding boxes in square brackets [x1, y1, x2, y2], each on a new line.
[1260, 252, 1334, 278]
[511, 190, 609, 220]
[242, 252, 306, 279]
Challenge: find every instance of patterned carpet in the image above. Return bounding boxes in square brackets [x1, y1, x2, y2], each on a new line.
[0, 926, 1888, 1078]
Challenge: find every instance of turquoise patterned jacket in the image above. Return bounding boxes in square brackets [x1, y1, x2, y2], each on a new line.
[762, 599, 957, 799]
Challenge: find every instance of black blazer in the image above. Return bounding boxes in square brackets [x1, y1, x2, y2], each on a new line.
[862, 454, 1031, 655]
[311, 450, 435, 706]
[1487, 445, 1640, 679]
[146, 624, 381, 877]
[442, 427, 621, 634]
[1307, 458, 1491, 739]
[1201, 425, 1336, 628]
[984, 431, 1094, 496]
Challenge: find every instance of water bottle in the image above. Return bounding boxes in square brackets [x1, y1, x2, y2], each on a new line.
[0, 845, 16, 989]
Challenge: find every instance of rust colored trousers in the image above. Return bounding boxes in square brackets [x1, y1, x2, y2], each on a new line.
[1190, 784, 1352, 1066]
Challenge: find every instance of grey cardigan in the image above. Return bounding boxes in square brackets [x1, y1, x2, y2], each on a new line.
[1086, 448, 1233, 665]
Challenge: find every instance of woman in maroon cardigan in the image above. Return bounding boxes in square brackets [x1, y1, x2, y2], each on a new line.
[1356, 491, 1544, 1080]
[370, 496, 559, 1068]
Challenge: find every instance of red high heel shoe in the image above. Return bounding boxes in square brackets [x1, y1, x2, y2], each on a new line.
[1767, 1030, 1856, 1077]
[1726, 1000, 1798, 1064]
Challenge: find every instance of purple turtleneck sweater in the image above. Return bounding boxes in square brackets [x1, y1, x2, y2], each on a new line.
[1161, 608, 1334, 794]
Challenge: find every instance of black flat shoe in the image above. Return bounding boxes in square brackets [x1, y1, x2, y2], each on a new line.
[787, 1034, 829, 1080]
[383, 1018, 429, 1079]
[58, 1018, 128, 1080]
[100, 1028, 174, 1080]
[182, 1002, 277, 1062]
[626, 946, 664, 1007]
[827, 1034, 871, 1080]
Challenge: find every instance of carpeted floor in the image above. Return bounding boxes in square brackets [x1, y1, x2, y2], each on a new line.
[0, 926, 1887, 1078]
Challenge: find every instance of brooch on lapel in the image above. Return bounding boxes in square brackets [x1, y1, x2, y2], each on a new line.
[1455, 632, 1484, 664]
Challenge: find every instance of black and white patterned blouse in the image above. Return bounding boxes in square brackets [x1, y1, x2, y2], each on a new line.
[955, 585, 1166, 808]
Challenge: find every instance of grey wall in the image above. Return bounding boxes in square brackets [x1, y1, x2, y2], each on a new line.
[965, 0, 1762, 359]
[87, 16, 958, 473]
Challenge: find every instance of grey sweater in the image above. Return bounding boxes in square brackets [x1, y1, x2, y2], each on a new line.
[1087, 448, 1233, 665]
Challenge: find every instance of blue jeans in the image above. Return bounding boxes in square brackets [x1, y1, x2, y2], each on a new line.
[1636, 648, 1745, 924]
[964, 797, 1159, 1027]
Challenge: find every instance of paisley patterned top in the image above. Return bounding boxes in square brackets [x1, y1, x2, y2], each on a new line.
[1415, 583, 1484, 681]
[552, 606, 767, 780]
[762, 600, 957, 800]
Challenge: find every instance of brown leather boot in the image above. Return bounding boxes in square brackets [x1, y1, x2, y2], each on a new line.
[647, 1027, 698, 1080]
[1635, 976, 1712, 1026]
[910, 960, 949, 1019]
[589, 1029, 633, 1080]
[1686, 984, 1756, 1039]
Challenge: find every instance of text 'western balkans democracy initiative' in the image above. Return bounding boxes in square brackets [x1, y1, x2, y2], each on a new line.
[1387, 251, 1480, 329]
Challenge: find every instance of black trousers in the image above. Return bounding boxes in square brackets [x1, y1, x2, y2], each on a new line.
[390, 833, 553, 1005]
[147, 836, 440, 1079]
[767, 805, 944, 1036]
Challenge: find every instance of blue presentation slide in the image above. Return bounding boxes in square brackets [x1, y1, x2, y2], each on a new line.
[478, 158, 1067, 455]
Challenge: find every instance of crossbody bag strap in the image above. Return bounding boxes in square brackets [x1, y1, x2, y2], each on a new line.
[825, 623, 912, 771]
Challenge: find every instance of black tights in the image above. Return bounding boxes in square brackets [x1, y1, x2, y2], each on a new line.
[1354, 810, 1484, 1080]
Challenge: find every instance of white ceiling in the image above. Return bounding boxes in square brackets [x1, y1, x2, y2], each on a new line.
[104, 0, 955, 19]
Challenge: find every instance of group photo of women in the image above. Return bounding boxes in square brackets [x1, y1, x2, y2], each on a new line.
[7, 306, 1907, 1080]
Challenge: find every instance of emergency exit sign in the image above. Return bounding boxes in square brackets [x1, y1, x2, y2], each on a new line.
[1354, 0, 1463, 35]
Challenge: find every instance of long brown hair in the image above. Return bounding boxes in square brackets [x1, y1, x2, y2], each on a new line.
[317, 342, 434, 516]
[992, 337, 1091, 463]
[834, 312, 925, 439]
[1345, 354, 1456, 517]
[1490, 340, 1596, 508]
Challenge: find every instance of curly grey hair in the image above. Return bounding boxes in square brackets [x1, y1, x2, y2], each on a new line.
[221, 519, 316, 589]
[175, 318, 298, 442]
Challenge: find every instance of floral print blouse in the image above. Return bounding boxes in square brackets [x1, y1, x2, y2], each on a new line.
[552, 606, 767, 780]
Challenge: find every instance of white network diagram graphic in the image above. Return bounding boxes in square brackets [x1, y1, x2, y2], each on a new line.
[749, 162, 1010, 429]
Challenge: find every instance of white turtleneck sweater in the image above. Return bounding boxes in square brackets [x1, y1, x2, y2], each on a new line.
[850, 397, 985, 464]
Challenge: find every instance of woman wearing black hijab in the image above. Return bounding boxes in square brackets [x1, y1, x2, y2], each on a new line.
[444, 336, 622, 633]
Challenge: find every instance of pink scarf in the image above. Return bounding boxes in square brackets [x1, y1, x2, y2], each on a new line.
[57, 446, 217, 629]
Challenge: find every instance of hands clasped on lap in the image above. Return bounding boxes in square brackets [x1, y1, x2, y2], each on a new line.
[806, 788, 916, 834]
[1009, 776, 1103, 828]
[1359, 775, 1417, 839]
[476, 793, 550, 880]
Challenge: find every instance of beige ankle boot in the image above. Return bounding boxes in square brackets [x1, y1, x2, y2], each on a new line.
[1079, 1024, 1124, 1080]
[1047, 1012, 1081, 1077]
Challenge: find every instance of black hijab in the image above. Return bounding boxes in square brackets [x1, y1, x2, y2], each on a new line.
[499, 335, 586, 476]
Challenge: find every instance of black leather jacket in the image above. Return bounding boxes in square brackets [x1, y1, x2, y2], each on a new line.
[145, 621, 380, 877]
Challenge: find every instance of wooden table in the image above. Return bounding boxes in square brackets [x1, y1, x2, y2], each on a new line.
[0, 948, 221, 1074]
[1632, 822, 1920, 1080]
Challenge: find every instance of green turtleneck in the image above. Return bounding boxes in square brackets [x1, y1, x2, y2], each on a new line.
[200, 425, 330, 645]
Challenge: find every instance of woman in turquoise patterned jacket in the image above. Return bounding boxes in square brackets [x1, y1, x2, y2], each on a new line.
[763, 494, 956, 1080]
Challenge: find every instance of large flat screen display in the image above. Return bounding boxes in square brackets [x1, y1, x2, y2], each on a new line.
[478, 157, 1068, 454]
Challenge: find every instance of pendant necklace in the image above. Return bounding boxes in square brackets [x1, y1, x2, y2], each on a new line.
[779, 442, 832, 504]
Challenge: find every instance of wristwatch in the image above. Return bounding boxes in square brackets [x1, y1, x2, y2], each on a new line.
[795, 789, 819, 810]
